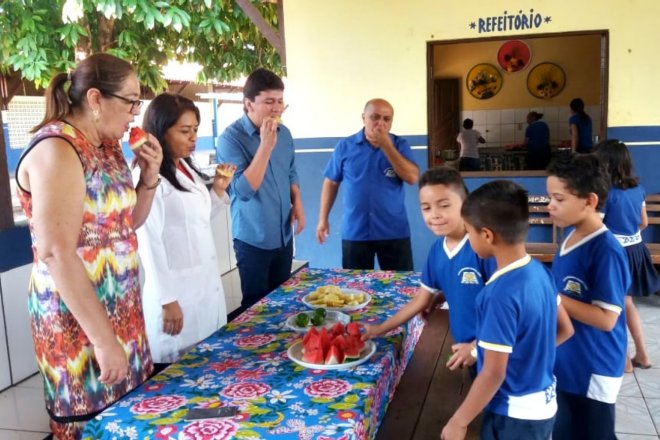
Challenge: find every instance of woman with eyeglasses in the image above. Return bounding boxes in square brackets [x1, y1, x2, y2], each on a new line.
[135, 93, 234, 369]
[14, 53, 161, 439]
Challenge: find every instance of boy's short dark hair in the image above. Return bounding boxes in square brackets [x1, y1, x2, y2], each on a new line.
[463, 118, 474, 129]
[461, 180, 529, 244]
[419, 166, 468, 200]
[547, 154, 609, 210]
[243, 68, 284, 104]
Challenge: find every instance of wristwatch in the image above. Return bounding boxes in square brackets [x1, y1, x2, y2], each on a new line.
[470, 346, 478, 358]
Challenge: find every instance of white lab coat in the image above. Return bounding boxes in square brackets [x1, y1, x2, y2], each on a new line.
[134, 162, 228, 363]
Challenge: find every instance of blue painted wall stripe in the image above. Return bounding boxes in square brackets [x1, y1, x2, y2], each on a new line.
[293, 134, 428, 150]
[608, 126, 660, 143]
[0, 226, 32, 272]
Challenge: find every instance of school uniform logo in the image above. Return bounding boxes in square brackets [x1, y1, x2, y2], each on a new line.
[458, 267, 481, 285]
[562, 276, 587, 298]
[383, 167, 397, 178]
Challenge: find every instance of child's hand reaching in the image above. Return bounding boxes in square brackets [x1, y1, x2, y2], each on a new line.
[446, 342, 477, 371]
[361, 323, 383, 341]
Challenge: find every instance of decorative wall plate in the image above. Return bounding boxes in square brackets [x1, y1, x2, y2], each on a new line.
[527, 62, 566, 99]
[466, 63, 503, 100]
[497, 40, 531, 73]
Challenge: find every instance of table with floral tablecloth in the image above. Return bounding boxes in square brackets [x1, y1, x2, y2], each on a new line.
[83, 268, 424, 440]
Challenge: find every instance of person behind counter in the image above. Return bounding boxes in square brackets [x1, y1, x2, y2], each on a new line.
[14, 53, 161, 439]
[524, 111, 551, 170]
[457, 118, 486, 172]
[136, 93, 234, 367]
[569, 98, 593, 153]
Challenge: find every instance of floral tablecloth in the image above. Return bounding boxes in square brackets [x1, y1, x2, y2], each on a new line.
[83, 268, 424, 440]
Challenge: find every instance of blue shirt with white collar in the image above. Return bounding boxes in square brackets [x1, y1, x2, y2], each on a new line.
[217, 113, 299, 250]
[323, 129, 415, 241]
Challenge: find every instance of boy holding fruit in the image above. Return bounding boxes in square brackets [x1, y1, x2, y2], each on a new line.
[362, 167, 493, 373]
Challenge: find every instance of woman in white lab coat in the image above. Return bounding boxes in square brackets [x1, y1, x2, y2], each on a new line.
[135, 93, 235, 365]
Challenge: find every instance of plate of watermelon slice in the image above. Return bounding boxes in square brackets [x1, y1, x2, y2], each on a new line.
[287, 322, 377, 370]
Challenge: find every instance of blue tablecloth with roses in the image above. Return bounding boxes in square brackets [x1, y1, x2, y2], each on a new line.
[83, 268, 424, 440]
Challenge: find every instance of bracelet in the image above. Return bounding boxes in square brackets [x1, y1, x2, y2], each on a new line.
[141, 176, 161, 190]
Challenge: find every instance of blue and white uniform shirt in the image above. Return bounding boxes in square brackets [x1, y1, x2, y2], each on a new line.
[552, 226, 630, 403]
[421, 235, 494, 343]
[476, 255, 558, 420]
[603, 185, 645, 247]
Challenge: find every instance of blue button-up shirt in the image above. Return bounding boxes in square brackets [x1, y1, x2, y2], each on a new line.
[324, 129, 413, 241]
[217, 114, 299, 250]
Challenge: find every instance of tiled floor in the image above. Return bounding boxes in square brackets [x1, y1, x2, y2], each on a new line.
[1, 295, 658, 439]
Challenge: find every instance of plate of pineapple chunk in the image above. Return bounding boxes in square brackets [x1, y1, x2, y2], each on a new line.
[302, 285, 371, 312]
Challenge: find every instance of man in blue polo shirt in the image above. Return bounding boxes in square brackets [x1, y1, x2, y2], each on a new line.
[217, 68, 305, 315]
[316, 98, 419, 270]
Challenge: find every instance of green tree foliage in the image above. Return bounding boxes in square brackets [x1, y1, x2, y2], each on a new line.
[0, 0, 281, 91]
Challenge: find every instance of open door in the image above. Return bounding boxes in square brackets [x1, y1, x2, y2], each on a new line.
[428, 78, 460, 167]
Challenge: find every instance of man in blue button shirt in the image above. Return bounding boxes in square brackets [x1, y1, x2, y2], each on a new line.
[316, 98, 419, 270]
[217, 68, 305, 315]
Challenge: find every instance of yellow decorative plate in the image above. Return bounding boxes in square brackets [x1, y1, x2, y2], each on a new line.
[527, 62, 566, 99]
[466, 63, 503, 100]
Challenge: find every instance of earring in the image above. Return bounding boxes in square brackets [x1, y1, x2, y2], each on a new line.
[93, 109, 100, 122]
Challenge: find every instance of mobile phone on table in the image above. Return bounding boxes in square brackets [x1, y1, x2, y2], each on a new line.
[185, 406, 239, 420]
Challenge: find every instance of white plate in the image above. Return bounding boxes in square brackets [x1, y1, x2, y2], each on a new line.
[302, 289, 372, 312]
[287, 340, 377, 370]
[285, 310, 351, 332]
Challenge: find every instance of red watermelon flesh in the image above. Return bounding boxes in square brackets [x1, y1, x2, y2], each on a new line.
[303, 347, 325, 364]
[347, 322, 361, 337]
[303, 326, 319, 346]
[344, 335, 365, 358]
[324, 345, 345, 365]
[331, 335, 347, 351]
[331, 322, 345, 338]
[129, 127, 148, 150]
[320, 328, 331, 354]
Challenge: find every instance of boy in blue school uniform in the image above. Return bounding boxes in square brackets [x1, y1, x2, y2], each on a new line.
[441, 180, 573, 440]
[363, 167, 493, 371]
[547, 154, 630, 440]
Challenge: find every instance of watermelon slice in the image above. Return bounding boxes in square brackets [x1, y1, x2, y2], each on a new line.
[324, 345, 345, 365]
[303, 326, 319, 346]
[330, 322, 345, 338]
[319, 328, 331, 354]
[303, 347, 324, 364]
[344, 338, 362, 359]
[331, 334, 347, 351]
[129, 127, 148, 150]
[346, 322, 361, 337]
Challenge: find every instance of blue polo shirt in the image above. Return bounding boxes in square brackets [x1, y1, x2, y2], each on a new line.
[216, 114, 299, 250]
[525, 120, 550, 151]
[324, 129, 414, 241]
[476, 255, 558, 420]
[551, 226, 629, 403]
[569, 114, 593, 153]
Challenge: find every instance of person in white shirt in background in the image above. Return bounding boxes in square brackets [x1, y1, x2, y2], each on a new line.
[457, 118, 486, 172]
[134, 93, 235, 368]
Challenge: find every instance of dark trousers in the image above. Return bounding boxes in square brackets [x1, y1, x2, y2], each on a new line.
[459, 157, 481, 171]
[342, 238, 413, 271]
[553, 390, 616, 440]
[232, 239, 293, 317]
[481, 411, 555, 440]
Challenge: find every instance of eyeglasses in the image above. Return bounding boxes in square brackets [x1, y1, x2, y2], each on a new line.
[104, 92, 143, 113]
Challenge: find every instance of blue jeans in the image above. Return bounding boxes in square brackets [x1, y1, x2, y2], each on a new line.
[481, 411, 555, 440]
[553, 390, 616, 440]
[459, 157, 481, 171]
[342, 238, 413, 271]
[233, 239, 293, 314]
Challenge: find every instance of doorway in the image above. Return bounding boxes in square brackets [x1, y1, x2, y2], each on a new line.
[427, 31, 608, 171]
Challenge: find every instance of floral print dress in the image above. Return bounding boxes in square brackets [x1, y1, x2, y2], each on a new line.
[16, 121, 153, 438]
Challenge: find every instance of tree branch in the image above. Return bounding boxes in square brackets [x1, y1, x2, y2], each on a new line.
[235, 0, 285, 61]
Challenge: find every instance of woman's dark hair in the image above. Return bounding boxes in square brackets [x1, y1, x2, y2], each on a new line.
[547, 153, 609, 210]
[243, 68, 284, 112]
[32, 53, 135, 132]
[527, 111, 544, 121]
[419, 166, 468, 200]
[142, 93, 204, 192]
[569, 97, 591, 124]
[593, 139, 639, 189]
[461, 180, 529, 244]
